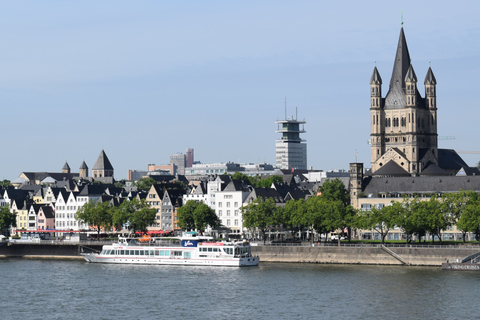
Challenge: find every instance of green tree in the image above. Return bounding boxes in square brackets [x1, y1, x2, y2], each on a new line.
[135, 177, 156, 190]
[457, 192, 480, 242]
[177, 200, 220, 233]
[396, 198, 420, 245]
[76, 200, 113, 238]
[284, 198, 308, 241]
[318, 178, 350, 207]
[0, 205, 16, 236]
[416, 196, 451, 244]
[242, 197, 278, 244]
[177, 200, 197, 231]
[356, 203, 398, 244]
[318, 179, 355, 244]
[112, 198, 156, 234]
[0, 180, 12, 187]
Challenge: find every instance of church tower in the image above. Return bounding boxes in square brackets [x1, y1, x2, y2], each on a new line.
[370, 27, 438, 176]
[92, 150, 114, 182]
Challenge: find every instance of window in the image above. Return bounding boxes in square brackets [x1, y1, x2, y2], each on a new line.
[234, 202, 238, 207]
[227, 210, 230, 216]
[226, 202, 230, 207]
[234, 219, 238, 226]
[234, 210, 238, 216]
[218, 202, 222, 208]
[218, 210, 222, 217]
[227, 219, 231, 226]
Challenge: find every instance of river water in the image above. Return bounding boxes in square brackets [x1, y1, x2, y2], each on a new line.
[1, 258, 479, 320]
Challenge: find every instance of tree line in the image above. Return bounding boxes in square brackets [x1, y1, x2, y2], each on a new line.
[241, 179, 480, 245]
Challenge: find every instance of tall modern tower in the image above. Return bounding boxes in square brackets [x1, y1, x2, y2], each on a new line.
[275, 107, 307, 170]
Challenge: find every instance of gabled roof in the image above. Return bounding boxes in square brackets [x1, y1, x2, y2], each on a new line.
[420, 162, 447, 176]
[372, 161, 410, 177]
[40, 206, 54, 219]
[250, 188, 284, 203]
[405, 64, 417, 82]
[223, 179, 247, 192]
[78, 184, 110, 197]
[438, 149, 470, 171]
[92, 150, 114, 171]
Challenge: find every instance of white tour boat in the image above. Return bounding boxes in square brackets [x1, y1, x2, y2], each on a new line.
[83, 233, 259, 267]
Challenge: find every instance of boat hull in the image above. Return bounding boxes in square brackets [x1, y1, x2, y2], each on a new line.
[83, 254, 259, 267]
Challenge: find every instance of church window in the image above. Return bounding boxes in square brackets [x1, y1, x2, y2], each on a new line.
[376, 115, 378, 124]
[377, 149, 379, 155]
[372, 115, 375, 124]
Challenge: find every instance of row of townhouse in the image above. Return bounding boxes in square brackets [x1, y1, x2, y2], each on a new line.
[1, 183, 145, 236]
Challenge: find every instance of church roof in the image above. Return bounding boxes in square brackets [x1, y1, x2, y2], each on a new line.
[372, 161, 410, 177]
[370, 66, 382, 84]
[62, 162, 70, 171]
[438, 149, 470, 171]
[424, 66, 437, 85]
[92, 150, 114, 171]
[363, 176, 480, 196]
[420, 162, 447, 176]
[405, 64, 417, 82]
[79, 160, 88, 170]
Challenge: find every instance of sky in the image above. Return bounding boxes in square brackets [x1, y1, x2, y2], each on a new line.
[1, 1, 479, 180]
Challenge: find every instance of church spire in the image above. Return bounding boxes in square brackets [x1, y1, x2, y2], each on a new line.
[389, 27, 411, 91]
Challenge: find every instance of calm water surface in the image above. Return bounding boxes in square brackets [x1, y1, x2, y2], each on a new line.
[1, 258, 479, 320]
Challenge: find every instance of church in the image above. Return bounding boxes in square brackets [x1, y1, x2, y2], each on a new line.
[349, 26, 480, 241]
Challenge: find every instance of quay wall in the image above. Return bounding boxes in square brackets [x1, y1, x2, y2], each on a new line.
[1, 242, 479, 266]
[251, 245, 480, 266]
[0, 243, 103, 259]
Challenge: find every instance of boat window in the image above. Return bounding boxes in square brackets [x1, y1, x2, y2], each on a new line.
[155, 250, 159, 256]
[208, 248, 212, 252]
[125, 250, 129, 255]
[120, 250, 124, 255]
[111, 250, 115, 255]
[213, 248, 218, 252]
[139, 250, 144, 256]
[149, 250, 154, 256]
[173, 251, 182, 257]
[135, 250, 139, 256]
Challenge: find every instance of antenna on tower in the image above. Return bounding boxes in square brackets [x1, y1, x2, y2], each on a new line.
[401, 11, 404, 26]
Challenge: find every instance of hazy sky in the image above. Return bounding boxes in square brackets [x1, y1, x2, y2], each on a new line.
[1, 1, 479, 180]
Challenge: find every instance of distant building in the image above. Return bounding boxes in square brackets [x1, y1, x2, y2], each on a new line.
[186, 148, 194, 168]
[170, 154, 186, 175]
[275, 109, 307, 170]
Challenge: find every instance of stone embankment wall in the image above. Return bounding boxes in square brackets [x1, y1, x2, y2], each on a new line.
[0, 243, 102, 259]
[252, 245, 480, 266]
[2, 242, 479, 266]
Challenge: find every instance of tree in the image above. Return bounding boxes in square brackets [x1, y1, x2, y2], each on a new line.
[177, 200, 220, 233]
[318, 178, 350, 207]
[318, 179, 355, 244]
[135, 177, 156, 190]
[284, 198, 308, 241]
[443, 191, 470, 242]
[356, 203, 398, 244]
[0, 180, 11, 188]
[112, 198, 156, 234]
[177, 200, 197, 231]
[0, 205, 16, 236]
[242, 197, 278, 244]
[76, 200, 113, 238]
[416, 196, 451, 244]
[193, 203, 220, 233]
[457, 192, 480, 242]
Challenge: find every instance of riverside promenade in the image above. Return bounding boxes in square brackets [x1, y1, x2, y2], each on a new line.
[2, 240, 480, 266]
